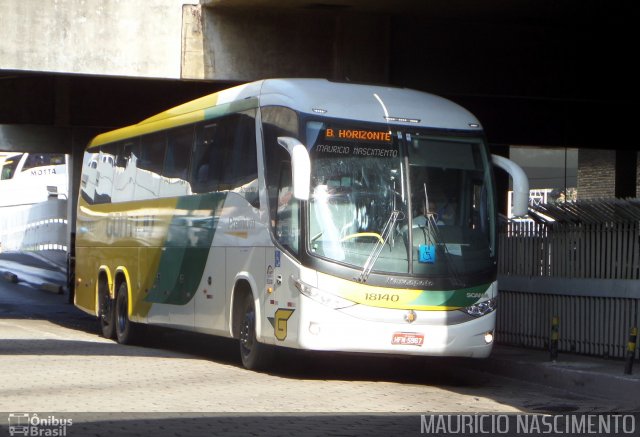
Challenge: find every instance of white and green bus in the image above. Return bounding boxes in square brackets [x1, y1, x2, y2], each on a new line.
[74, 79, 528, 369]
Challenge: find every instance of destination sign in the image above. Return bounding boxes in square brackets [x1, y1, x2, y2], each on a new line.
[324, 128, 391, 143]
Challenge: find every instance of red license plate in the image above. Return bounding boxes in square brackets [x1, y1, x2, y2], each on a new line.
[391, 332, 424, 346]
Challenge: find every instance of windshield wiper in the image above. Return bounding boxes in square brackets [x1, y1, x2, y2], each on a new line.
[358, 210, 400, 283]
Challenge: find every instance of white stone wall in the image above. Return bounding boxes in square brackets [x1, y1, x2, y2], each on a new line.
[0, 0, 197, 78]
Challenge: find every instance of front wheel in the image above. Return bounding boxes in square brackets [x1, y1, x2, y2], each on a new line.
[115, 281, 141, 344]
[239, 295, 273, 371]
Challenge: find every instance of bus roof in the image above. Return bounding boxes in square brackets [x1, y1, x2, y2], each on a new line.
[88, 79, 482, 148]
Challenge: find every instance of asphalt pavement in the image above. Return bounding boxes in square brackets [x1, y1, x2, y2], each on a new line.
[1, 249, 639, 409]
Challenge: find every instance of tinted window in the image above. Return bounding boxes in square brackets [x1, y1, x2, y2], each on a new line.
[1, 156, 20, 180]
[164, 126, 193, 180]
[22, 153, 65, 171]
[139, 132, 166, 175]
[93, 143, 119, 204]
[191, 111, 258, 206]
[262, 106, 300, 254]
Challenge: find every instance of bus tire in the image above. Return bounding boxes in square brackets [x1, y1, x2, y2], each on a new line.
[115, 281, 141, 345]
[239, 294, 273, 371]
[97, 280, 115, 339]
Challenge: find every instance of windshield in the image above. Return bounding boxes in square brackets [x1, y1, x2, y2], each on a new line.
[305, 120, 495, 282]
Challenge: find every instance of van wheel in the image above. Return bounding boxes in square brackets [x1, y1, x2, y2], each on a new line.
[239, 295, 273, 370]
[97, 281, 115, 339]
[115, 281, 141, 344]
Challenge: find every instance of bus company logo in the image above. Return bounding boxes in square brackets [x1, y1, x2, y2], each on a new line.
[385, 277, 434, 288]
[7, 413, 73, 436]
[30, 168, 58, 176]
[404, 309, 417, 323]
[228, 217, 256, 230]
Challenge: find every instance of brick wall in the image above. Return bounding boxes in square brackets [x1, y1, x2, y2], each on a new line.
[577, 149, 616, 200]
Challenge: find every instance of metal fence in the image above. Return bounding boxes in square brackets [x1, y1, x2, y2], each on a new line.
[496, 200, 640, 360]
[497, 290, 640, 359]
[499, 220, 640, 280]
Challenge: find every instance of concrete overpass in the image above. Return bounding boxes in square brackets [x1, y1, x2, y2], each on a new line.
[0, 0, 636, 197]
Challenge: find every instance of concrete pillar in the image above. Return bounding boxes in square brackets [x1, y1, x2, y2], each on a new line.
[577, 149, 616, 200]
[181, 4, 205, 80]
[637, 152, 640, 197]
[615, 149, 637, 199]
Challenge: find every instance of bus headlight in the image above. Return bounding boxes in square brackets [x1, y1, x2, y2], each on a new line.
[293, 278, 355, 309]
[462, 297, 497, 317]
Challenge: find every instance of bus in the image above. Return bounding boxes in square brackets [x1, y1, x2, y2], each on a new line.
[0, 152, 68, 207]
[74, 79, 528, 370]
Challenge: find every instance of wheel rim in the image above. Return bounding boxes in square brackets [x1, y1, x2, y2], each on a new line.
[239, 306, 255, 358]
[99, 290, 111, 327]
[117, 291, 128, 334]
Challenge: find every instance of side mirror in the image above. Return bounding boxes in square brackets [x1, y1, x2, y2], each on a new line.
[277, 137, 311, 201]
[491, 154, 529, 217]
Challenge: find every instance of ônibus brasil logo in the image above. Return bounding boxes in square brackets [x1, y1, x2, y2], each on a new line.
[7, 413, 73, 436]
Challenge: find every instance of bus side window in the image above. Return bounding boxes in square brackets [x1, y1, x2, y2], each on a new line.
[262, 106, 301, 255]
[192, 113, 258, 200]
[228, 111, 259, 208]
[1, 157, 19, 180]
[139, 132, 166, 177]
[113, 139, 139, 203]
[191, 122, 217, 193]
[22, 154, 45, 171]
[164, 125, 193, 181]
[95, 143, 119, 204]
[275, 162, 299, 254]
[21, 153, 65, 172]
[136, 132, 166, 200]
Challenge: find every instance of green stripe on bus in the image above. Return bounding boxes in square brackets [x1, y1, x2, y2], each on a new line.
[407, 283, 491, 308]
[145, 192, 227, 305]
[203, 98, 259, 121]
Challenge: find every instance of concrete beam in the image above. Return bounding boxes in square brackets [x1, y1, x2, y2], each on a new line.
[0, 125, 72, 154]
[0, 0, 195, 79]
[185, 6, 390, 83]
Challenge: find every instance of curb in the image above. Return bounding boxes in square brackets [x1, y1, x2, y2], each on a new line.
[471, 348, 640, 405]
[40, 282, 64, 295]
[1, 269, 65, 295]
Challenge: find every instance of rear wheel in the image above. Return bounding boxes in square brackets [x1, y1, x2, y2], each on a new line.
[97, 281, 115, 339]
[115, 281, 141, 344]
[239, 295, 273, 370]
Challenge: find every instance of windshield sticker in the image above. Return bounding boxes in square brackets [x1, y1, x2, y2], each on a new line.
[274, 250, 281, 267]
[266, 265, 274, 285]
[419, 244, 436, 264]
